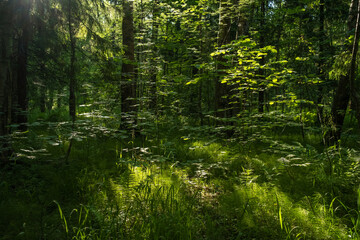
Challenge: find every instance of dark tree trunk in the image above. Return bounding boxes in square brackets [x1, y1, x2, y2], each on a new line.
[15, 0, 30, 131]
[68, 0, 76, 123]
[149, 0, 159, 111]
[47, 89, 54, 111]
[215, 0, 232, 120]
[316, 0, 326, 125]
[40, 86, 46, 112]
[37, 2, 47, 114]
[0, 39, 9, 136]
[349, 0, 360, 131]
[215, 0, 249, 136]
[0, 1, 13, 161]
[258, 0, 266, 113]
[330, 0, 358, 143]
[121, 0, 137, 128]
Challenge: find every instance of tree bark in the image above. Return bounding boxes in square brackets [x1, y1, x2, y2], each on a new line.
[15, 0, 30, 130]
[68, 0, 76, 123]
[258, 0, 266, 113]
[37, 1, 47, 113]
[330, 0, 359, 143]
[316, 0, 326, 125]
[149, 0, 159, 111]
[349, 0, 360, 131]
[215, 0, 232, 120]
[121, 0, 137, 128]
[0, 0, 13, 161]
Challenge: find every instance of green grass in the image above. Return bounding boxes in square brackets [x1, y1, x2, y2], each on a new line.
[1, 116, 360, 239]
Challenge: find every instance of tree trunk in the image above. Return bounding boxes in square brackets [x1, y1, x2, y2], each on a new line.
[258, 0, 266, 113]
[47, 89, 54, 111]
[15, 0, 30, 130]
[121, 0, 137, 128]
[316, 0, 326, 125]
[215, 0, 232, 120]
[68, 0, 76, 123]
[349, 0, 360, 131]
[149, 0, 159, 111]
[40, 86, 46, 112]
[0, 1, 13, 161]
[330, 0, 359, 144]
[37, 2, 47, 113]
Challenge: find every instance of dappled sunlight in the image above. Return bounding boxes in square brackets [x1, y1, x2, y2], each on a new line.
[220, 183, 348, 239]
[2, 0, 360, 239]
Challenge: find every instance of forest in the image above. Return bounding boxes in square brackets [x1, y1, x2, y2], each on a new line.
[1, 0, 360, 239]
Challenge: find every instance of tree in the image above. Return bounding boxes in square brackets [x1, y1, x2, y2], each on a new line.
[258, 0, 266, 113]
[14, 0, 31, 130]
[121, 0, 137, 129]
[0, 0, 32, 160]
[330, 0, 359, 143]
[0, 0, 13, 160]
[215, 0, 232, 120]
[66, 0, 78, 123]
[349, 0, 360, 130]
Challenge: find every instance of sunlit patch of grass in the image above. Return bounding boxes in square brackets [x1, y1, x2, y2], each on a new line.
[219, 182, 349, 239]
[67, 163, 207, 239]
[188, 141, 230, 162]
[174, 140, 230, 164]
[171, 140, 237, 182]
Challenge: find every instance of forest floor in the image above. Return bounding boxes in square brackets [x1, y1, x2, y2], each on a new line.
[1, 116, 360, 239]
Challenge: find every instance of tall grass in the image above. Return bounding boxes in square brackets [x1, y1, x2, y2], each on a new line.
[2, 115, 360, 239]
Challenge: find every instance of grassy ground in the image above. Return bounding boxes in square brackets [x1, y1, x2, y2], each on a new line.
[1, 118, 360, 239]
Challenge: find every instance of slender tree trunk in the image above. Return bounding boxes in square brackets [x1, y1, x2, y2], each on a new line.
[37, 2, 47, 113]
[258, 0, 266, 113]
[68, 0, 76, 123]
[0, 38, 10, 137]
[47, 89, 54, 111]
[40, 86, 46, 112]
[349, 0, 360, 130]
[149, 0, 159, 111]
[330, 0, 358, 143]
[198, 15, 204, 126]
[316, 0, 326, 125]
[64, 0, 77, 163]
[121, 0, 137, 128]
[215, 0, 231, 120]
[0, 1, 13, 161]
[15, 0, 30, 131]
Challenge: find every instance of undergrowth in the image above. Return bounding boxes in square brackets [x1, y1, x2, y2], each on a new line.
[1, 116, 360, 239]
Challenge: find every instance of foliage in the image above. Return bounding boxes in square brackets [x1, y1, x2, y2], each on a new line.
[1, 0, 360, 239]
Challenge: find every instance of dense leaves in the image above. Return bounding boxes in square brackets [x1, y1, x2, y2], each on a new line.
[1, 0, 360, 239]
